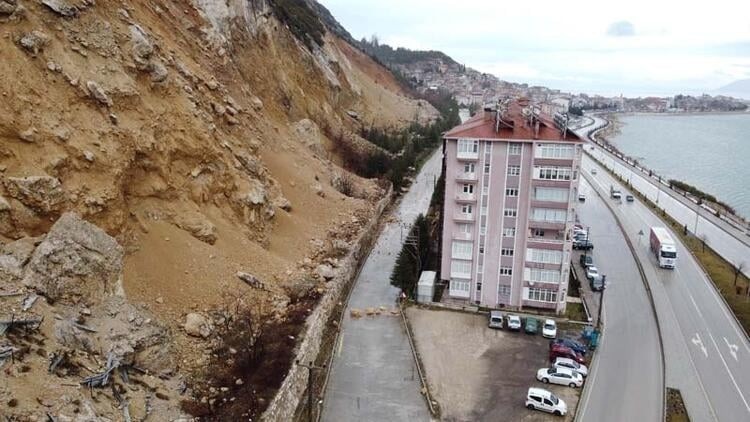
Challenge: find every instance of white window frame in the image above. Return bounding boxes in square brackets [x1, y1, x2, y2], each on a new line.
[450, 260, 472, 278]
[507, 165, 521, 176]
[464, 162, 475, 173]
[458, 223, 472, 234]
[462, 184, 475, 194]
[509, 143, 522, 155]
[531, 208, 567, 223]
[501, 248, 514, 256]
[534, 166, 572, 181]
[525, 287, 558, 303]
[505, 188, 519, 197]
[535, 143, 575, 159]
[458, 139, 479, 154]
[503, 227, 516, 237]
[524, 268, 562, 284]
[504, 208, 517, 217]
[499, 266, 513, 276]
[534, 187, 569, 202]
[452, 241, 473, 260]
[461, 204, 473, 214]
[526, 248, 563, 265]
[498, 284, 512, 297]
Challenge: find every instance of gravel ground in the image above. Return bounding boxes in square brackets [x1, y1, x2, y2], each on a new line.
[406, 307, 581, 422]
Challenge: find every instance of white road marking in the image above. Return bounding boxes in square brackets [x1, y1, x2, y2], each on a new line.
[725, 337, 739, 361]
[706, 330, 750, 413]
[691, 333, 708, 358]
[337, 333, 344, 356]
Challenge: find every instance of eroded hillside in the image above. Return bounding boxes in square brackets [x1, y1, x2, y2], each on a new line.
[0, 0, 436, 419]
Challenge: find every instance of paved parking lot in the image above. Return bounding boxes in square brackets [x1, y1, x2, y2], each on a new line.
[406, 307, 581, 422]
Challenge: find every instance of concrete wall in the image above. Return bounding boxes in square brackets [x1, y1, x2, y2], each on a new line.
[261, 186, 392, 422]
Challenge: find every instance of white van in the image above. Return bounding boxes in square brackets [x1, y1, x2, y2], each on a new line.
[489, 311, 503, 329]
[525, 387, 567, 416]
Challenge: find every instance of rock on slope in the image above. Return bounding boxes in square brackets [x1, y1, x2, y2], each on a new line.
[0, 0, 435, 419]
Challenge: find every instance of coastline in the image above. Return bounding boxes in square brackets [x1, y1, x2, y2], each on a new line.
[613, 110, 750, 117]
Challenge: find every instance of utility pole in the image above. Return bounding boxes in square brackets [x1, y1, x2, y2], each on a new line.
[296, 360, 325, 422]
[597, 275, 606, 330]
[404, 225, 422, 299]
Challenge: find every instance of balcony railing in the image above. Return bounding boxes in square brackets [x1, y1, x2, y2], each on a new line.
[457, 150, 479, 160]
[527, 237, 565, 245]
[455, 192, 477, 202]
[454, 212, 475, 222]
[456, 172, 478, 181]
[453, 231, 473, 241]
[528, 220, 566, 230]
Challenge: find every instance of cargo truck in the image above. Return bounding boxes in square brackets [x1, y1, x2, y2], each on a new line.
[649, 227, 677, 269]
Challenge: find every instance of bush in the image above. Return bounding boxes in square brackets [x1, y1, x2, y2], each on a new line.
[269, 0, 325, 49]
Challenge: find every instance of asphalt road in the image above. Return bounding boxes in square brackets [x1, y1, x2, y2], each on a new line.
[583, 154, 750, 422]
[574, 178, 663, 422]
[321, 150, 442, 422]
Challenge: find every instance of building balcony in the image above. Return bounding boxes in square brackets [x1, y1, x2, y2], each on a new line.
[532, 179, 572, 189]
[531, 199, 569, 209]
[457, 151, 479, 161]
[527, 237, 565, 248]
[452, 231, 473, 241]
[528, 219, 566, 230]
[456, 172, 478, 182]
[453, 212, 475, 222]
[455, 192, 477, 202]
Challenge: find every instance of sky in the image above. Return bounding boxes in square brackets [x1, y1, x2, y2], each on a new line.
[319, 0, 750, 97]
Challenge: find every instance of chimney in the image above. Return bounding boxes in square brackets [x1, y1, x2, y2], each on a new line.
[534, 120, 540, 139]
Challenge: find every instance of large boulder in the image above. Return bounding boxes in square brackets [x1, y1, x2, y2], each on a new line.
[4, 175, 66, 213]
[292, 119, 326, 156]
[22, 213, 123, 304]
[184, 313, 212, 338]
[174, 212, 217, 245]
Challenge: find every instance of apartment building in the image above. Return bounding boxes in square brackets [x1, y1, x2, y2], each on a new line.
[440, 99, 583, 314]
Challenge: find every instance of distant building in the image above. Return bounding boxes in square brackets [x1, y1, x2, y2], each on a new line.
[439, 99, 583, 313]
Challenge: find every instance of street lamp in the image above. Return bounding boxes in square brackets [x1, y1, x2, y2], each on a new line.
[296, 360, 326, 422]
[596, 274, 607, 330]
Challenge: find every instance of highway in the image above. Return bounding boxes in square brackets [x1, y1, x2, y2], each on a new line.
[575, 178, 663, 422]
[582, 154, 750, 421]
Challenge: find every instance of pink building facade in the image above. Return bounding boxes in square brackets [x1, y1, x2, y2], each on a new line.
[440, 101, 583, 314]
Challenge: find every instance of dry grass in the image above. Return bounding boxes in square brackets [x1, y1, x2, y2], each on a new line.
[666, 388, 690, 422]
[565, 302, 587, 322]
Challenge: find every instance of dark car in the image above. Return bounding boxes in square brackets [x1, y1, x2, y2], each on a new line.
[525, 317, 539, 335]
[550, 338, 588, 356]
[549, 344, 586, 365]
[626, 194, 634, 202]
[573, 240, 594, 250]
[579, 254, 593, 267]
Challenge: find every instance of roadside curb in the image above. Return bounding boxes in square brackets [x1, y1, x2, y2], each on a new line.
[580, 161, 667, 422]
[400, 304, 439, 418]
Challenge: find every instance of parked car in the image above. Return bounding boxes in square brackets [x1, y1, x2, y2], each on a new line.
[549, 344, 586, 365]
[586, 266, 599, 281]
[550, 338, 588, 356]
[579, 254, 594, 267]
[536, 367, 584, 388]
[525, 317, 539, 334]
[626, 194, 634, 202]
[526, 387, 567, 416]
[507, 315, 522, 331]
[591, 168, 597, 175]
[573, 239, 594, 250]
[590, 274, 605, 291]
[552, 357, 589, 377]
[542, 319, 557, 339]
[578, 193, 586, 202]
[488, 310, 503, 329]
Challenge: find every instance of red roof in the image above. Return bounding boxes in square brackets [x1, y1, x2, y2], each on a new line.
[445, 101, 582, 142]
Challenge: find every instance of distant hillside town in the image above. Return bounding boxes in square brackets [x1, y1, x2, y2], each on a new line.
[358, 38, 749, 115]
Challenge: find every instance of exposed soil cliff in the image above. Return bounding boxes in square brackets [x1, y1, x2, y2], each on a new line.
[0, 0, 436, 419]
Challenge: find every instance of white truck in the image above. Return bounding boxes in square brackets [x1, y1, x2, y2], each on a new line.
[610, 185, 622, 199]
[649, 227, 677, 269]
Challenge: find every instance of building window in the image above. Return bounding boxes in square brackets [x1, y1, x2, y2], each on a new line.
[458, 223, 472, 234]
[526, 248, 563, 265]
[534, 187, 569, 202]
[524, 268, 562, 284]
[452, 241, 473, 260]
[531, 208, 567, 223]
[504, 208, 517, 217]
[532, 228, 545, 237]
[451, 261, 472, 278]
[451, 279, 471, 292]
[503, 227, 516, 237]
[509, 143, 522, 155]
[479, 245, 484, 254]
[526, 287, 558, 303]
[507, 165, 521, 176]
[463, 184, 475, 194]
[534, 166, 572, 181]
[499, 285, 511, 297]
[464, 163, 475, 173]
[499, 266, 513, 276]
[484, 162, 491, 174]
[476, 282, 482, 291]
[505, 188, 519, 197]
[458, 139, 479, 154]
[501, 248, 514, 256]
[535, 143, 575, 159]
[461, 204, 473, 214]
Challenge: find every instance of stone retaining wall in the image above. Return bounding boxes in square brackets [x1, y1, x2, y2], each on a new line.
[261, 185, 392, 421]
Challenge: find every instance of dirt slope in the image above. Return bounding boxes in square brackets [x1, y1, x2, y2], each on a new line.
[0, 0, 436, 419]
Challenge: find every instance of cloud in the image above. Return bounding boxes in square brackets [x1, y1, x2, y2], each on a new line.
[606, 21, 636, 37]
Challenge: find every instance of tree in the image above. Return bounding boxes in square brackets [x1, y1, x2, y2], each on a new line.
[390, 215, 430, 298]
[733, 262, 746, 287]
[699, 234, 708, 253]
